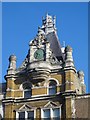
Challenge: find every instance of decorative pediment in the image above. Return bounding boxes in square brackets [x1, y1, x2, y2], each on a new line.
[44, 101, 58, 108]
[50, 54, 61, 65]
[30, 28, 46, 47]
[19, 104, 34, 111]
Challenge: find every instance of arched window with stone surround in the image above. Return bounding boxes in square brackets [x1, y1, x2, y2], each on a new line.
[22, 82, 32, 98]
[48, 80, 57, 95]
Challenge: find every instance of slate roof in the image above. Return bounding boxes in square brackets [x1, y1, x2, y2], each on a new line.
[46, 32, 65, 62]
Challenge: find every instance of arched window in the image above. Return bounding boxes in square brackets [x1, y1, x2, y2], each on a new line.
[23, 82, 32, 98]
[48, 80, 57, 95]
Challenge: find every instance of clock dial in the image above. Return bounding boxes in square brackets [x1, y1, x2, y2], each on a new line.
[34, 49, 44, 60]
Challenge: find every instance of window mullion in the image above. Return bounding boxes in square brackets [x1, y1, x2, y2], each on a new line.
[16, 111, 19, 119]
[25, 111, 28, 119]
[50, 108, 53, 119]
[60, 107, 61, 118]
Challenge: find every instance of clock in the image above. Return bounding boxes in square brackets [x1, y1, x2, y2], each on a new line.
[34, 49, 44, 60]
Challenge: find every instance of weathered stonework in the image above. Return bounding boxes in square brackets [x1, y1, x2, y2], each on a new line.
[2, 14, 89, 119]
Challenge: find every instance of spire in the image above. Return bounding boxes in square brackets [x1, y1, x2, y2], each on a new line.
[41, 13, 56, 34]
[41, 13, 64, 62]
[30, 14, 64, 62]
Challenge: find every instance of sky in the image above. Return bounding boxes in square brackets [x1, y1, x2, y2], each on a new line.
[1, 0, 90, 2]
[2, 2, 88, 92]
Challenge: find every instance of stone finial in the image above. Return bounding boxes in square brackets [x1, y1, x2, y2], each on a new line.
[65, 45, 73, 52]
[9, 55, 16, 62]
[64, 45, 74, 67]
[77, 70, 84, 84]
[8, 55, 16, 74]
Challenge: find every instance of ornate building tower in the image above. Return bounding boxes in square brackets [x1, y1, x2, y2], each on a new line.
[3, 14, 87, 119]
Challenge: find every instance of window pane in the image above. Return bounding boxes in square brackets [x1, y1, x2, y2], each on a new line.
[52, 108, 60, 118]
[49, 81, 57, 86]
[43, 109, 50, 118]
[49, 87, 56, 95]
[24, 90, 31, 98]
[28, 111, 34, 120]
[19, 112, 25, 120]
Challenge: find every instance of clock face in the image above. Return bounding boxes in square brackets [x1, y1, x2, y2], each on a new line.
[34, 49, 44, 60]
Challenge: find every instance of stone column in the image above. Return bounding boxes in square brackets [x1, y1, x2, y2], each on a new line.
[6, 55, 16, 98]
[77, 70, 86, 93]
[78, 70, 84, 84]
[64, 46, 76, 92]
[65, 46, 74, 67]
